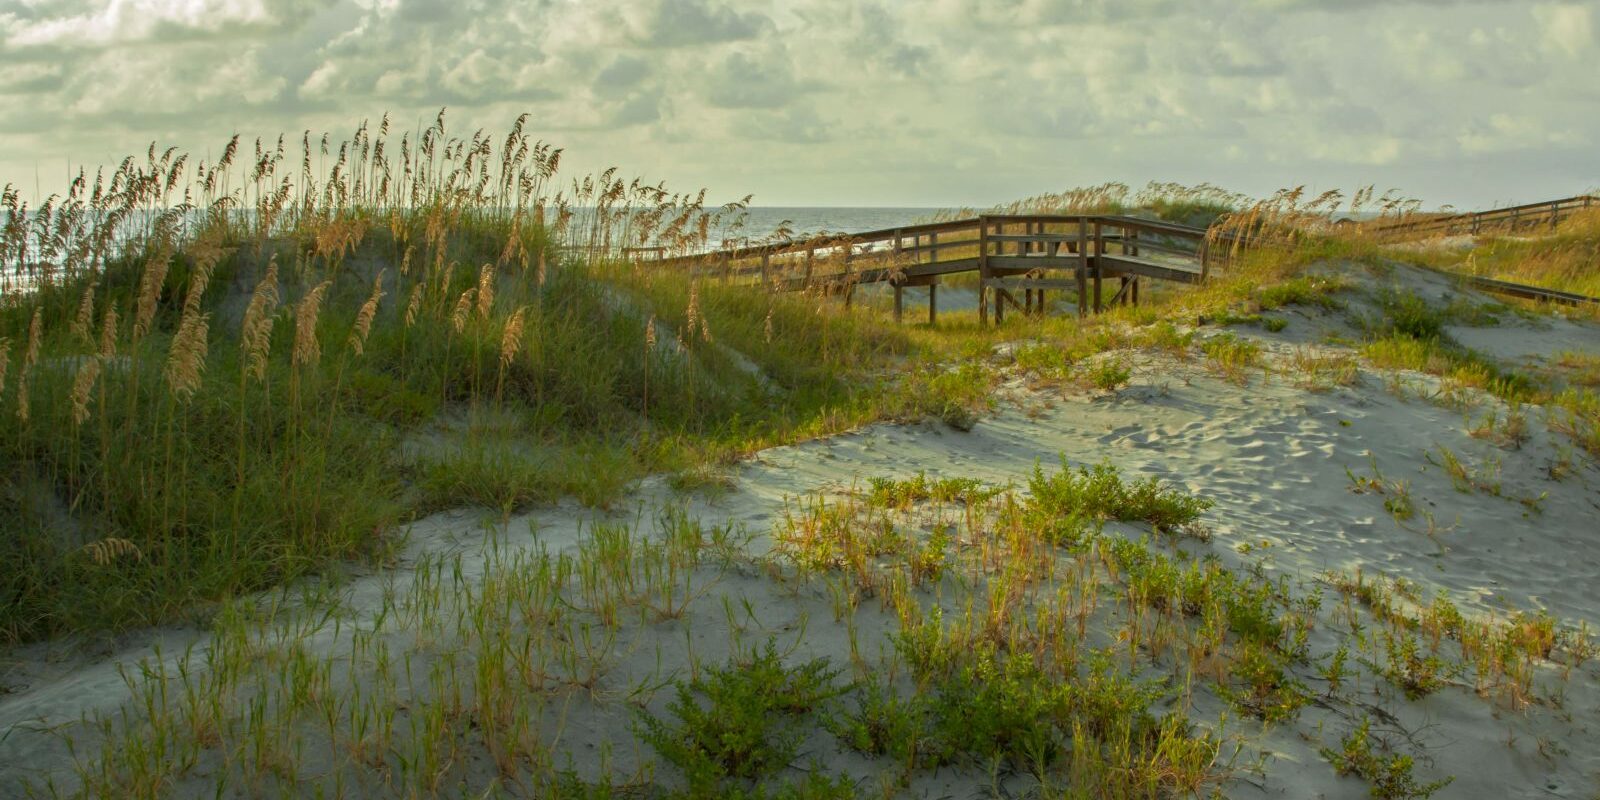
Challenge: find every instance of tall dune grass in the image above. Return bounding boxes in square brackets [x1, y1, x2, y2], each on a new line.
[0, 111, 958, 642]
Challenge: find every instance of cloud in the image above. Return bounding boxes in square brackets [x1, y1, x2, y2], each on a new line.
[1, 0, 1598, 207]
[624, 0, 770, 47]
[2, 0, 328, 47]
[1534, 3, 1595, 55]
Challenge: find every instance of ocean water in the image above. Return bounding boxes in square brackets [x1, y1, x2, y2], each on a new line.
[722, 207, 948, 243]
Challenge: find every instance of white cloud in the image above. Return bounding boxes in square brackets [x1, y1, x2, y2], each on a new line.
[1, 0, 1598, 206]
[1534, 3, 1594, 56]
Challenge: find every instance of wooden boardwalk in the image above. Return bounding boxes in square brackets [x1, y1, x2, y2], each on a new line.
[652, 214, 1214, 325]
[643, 199, 1600, 316]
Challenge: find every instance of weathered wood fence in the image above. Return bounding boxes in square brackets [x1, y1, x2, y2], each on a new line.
[648, 214, 1213, 325]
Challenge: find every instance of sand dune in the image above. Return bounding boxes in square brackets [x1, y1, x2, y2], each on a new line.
[4, 266, 1599, 798]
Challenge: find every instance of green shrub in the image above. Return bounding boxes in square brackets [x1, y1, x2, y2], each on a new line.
[1027, 458, 1213, 533]
[636, 642, 843, 796]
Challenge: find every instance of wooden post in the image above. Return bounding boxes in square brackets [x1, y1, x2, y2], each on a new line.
[978, 216, 990, 326]
[928, 281, 939, 327]
[1091, 219, 1103, 313]
[929, 231, 940, 263]
[720, 251, 731, 284]
[1076, 217, 1088, 317]
[996, 284, 1005, 325]
[760, 250, 771, 286]
[1551, 202, 1560, 230]
[894, 284, 904, 323]
[805, 245, 816, 288]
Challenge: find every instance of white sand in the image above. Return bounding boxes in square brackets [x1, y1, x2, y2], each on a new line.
[4, 265, 1600, 798]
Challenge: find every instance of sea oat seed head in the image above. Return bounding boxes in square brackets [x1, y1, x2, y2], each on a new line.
[452, 288, 476, 333]
[165, 311, 209, 400]
[134, 251, 171, 340]
[476, 263, 495, 318]
[500, 306, 528, 368]
[404, 283, 425, 329]
[71, 357, 101, 425]
[348, 269, 386, 357]
[99, 306, 119, 359]
[294, 280, 332, 368]
[0, 339, 11, 398]
[240, 261, 280, 381]
[71, 282, 97, 343]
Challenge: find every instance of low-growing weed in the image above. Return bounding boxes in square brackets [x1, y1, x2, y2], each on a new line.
[1200, 333, 1264, 385]
[636, 641, 844, 796]
[1321, 717, 1454, 799]
[1027, 459, 1213, 534]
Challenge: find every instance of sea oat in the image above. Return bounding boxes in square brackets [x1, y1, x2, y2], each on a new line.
[500, 306, 528, 368]
[240, 261, 280, 381]
[99, 306, 119, 358]
[165, 310, 210, 400]
[0, 338, 10, 397]
[134, 250, 171, 340]
[71, 357, 101, 425]
[71, 282, 97, 343]
[645, 315, 657, 350]
[476, 263, 495, 318]
[82, 537, 142, 566]
[763, 307, 774, 344]
[452, 288, 476, 333]
[294, 280, 332, 368]
[16, 308, 41, 423]
[404, 283, 424, 328]
[348, 269, 386, 356]
[685, 283, 700, 340]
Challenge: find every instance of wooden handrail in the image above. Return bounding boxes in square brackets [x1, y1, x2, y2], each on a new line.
[1370, 194, 1598, 239]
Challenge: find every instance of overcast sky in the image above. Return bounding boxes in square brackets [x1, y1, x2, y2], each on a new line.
[2, 0, 1596, 208]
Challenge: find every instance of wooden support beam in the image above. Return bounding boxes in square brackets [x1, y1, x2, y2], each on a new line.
[1076, 217, 1088, 317]
[928, 282, 939, 326]
[978, 215, 991, 326]
[1092, 218, 1104, 313]
[894, 284, 903, 322]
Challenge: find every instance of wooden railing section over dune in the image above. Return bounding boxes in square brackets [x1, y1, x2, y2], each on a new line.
[1369, 194, 1598, 241]
[649, 214, 1215, 325]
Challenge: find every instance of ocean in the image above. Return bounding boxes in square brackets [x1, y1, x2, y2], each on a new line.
[714, 207, 949, 244]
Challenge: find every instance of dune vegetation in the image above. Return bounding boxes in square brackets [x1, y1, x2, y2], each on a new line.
[4, 114, 1600, 799]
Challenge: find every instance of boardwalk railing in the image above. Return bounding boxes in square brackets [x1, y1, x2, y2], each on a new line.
[649, 214, 1213, 325]
[1369, 194, 1598, 240]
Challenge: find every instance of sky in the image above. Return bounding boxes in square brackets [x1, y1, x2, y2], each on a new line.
[1, 0, 1597, 209]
